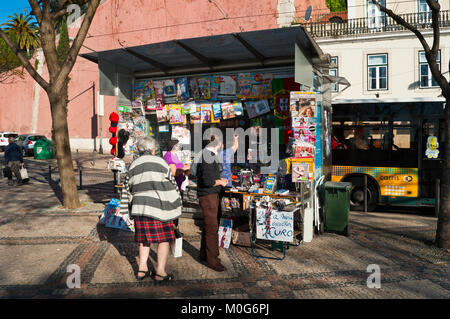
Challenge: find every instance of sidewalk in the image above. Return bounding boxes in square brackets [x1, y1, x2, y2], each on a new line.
[0, 155, 449, 299]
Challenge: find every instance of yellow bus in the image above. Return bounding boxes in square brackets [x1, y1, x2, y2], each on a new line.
[331, 102, 444, 212]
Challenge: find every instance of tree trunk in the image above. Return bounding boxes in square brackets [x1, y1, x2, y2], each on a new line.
[436, 101, 450, 249]
[48, 91, 81, 209]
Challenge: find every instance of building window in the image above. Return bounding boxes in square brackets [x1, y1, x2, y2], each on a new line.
[418, 0, 432, 23]
[330, 57, 339, 92]
[313, 71, 322, 93]
[367, 0, 386, 31]
[419, 50, 440, 88]
[367, 54, 388, 90]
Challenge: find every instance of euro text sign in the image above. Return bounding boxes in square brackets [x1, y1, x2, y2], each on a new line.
[256, 209, 294, 242]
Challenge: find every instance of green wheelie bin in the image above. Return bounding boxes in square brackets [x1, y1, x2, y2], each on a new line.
[34, 138, 55, 159]
[324, 181, 352, 236]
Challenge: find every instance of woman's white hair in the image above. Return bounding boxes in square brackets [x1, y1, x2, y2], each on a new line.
[136, 136, 159, 155]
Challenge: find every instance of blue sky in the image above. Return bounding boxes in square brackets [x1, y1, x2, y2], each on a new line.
[0, 0, 32, 25]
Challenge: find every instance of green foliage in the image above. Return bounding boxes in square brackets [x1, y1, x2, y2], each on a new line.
[0, 31, 21, 70]
[57, 17, 70, 66]
[3, 13, 40, 51]
[326, 0, 347, 12]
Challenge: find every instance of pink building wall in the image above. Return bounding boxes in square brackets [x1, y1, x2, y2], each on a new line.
[0, 0, 329, 149]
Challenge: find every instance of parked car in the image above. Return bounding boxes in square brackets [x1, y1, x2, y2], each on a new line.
[16, 134, 48, 156]
[0, 132, 19, 152]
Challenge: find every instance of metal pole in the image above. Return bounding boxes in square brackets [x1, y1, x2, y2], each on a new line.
[79, 167, 83, 190]
[99, 115, 103, 154]
[364, 175, 368, 213]
[435, 178, 440, 218]
[113, 169, 118, 194]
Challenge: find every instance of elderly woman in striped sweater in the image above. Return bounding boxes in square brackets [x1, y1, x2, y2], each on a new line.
[124, 136, 182, 281]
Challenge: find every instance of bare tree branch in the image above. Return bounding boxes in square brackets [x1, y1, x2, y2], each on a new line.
[52, 8, 68, 21]
[0, 29, 49, 90]
[53, 0, 100, 93]
[371, 0, 431, 52]
[427, 0, 441, 54]
[28, 0, 43, 24]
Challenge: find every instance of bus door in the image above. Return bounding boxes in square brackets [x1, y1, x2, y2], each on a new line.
[420, 119, 444, 200]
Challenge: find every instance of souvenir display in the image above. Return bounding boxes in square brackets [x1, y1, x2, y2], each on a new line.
[169, 105, 183, 124]
[264, 175, 277, 194]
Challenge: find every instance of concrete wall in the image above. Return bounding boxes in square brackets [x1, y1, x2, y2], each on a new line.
[0, 0, 329, 150]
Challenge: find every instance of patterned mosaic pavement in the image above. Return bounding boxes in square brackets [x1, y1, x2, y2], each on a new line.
[0, 208, 448, 299]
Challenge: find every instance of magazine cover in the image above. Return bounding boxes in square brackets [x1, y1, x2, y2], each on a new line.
[212, 102, 222, 121]
[221, 102, 236, 120]
[219, 75, 237, 97]
[210, 76, 221, 101]
[233, 101, 244, 117]
[261, 74, 273, 99]
[236, 73, 252, 99]
[198, 76, 211, 99]
[201, 104, 213, 123]
[291, 158, 314, 182]
[163, 79, 176, 98]
[292, 163, 309, 182]
[293, 127, 315, 143]
[293, 142, 315, 158]
[181, 102, 191, 115]
[190, 103, 202, 124]
[156, 107, 168, 123]
[290, 92, 317, 118]
[175, 77, 189, 101]
[218, 218, 233, 249]
[153, 80, 165, 110]
[245, 100, 271, 119]
[188, 77, 200, 99]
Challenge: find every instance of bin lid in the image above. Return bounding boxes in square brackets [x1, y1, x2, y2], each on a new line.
[325, 181, 352, 190]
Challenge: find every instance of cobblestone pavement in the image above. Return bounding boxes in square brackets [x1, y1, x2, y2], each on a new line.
[0, 154, 449, 299]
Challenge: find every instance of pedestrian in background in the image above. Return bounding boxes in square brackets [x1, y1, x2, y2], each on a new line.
[4, 137, 23, 186]
[196, 135, 228, 272]
[126, 137, 182, 281]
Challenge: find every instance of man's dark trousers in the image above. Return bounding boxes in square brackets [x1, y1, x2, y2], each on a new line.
[199, 193, 220, 267]
[8, 161, 22, 184]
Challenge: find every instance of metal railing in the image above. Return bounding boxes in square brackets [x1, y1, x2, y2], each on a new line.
[306, 10, 450, 38]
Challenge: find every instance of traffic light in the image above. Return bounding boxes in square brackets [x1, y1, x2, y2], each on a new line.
[109, 112, 119, 156]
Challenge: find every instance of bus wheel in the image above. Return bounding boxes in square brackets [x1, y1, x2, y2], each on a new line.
[346, 176, 378, 212]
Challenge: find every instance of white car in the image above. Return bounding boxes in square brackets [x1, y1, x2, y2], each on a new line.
[0, 132, 19, 152]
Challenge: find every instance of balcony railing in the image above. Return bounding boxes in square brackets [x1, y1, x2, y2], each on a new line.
[306, 10, 450, 38]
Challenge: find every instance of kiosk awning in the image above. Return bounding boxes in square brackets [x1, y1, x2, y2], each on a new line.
[82, 26, 330, 76]
[82, 26, 332, 97]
